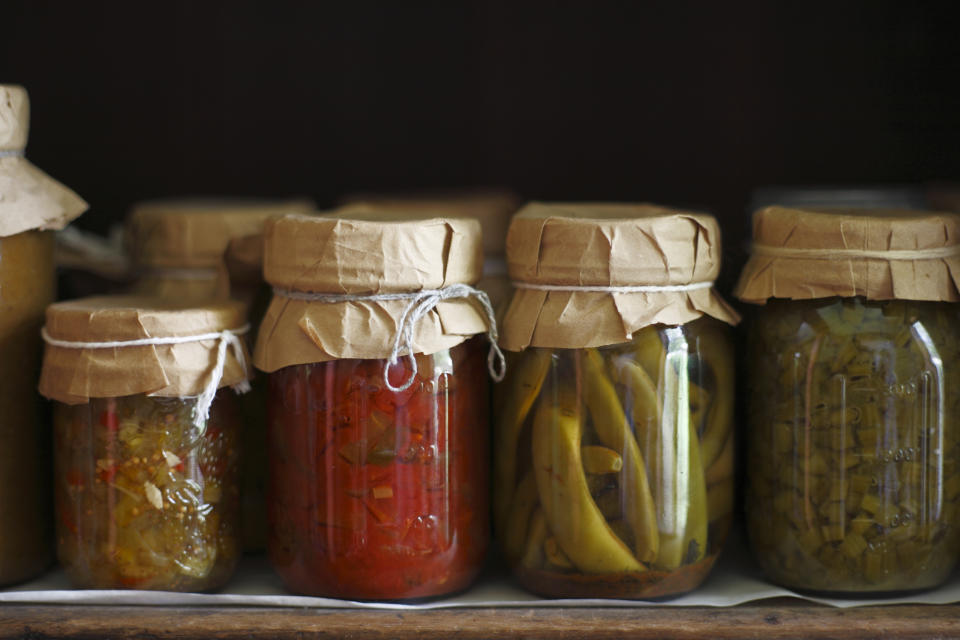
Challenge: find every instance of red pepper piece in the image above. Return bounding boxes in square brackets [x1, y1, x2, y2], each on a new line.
[58, 502, 78, 535]
[118, 574, 151, 588]
[99, 410, 118, 432]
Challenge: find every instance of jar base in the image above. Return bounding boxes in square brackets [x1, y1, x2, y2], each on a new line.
[277, 572, 480, 603]
[512, 553, 719, 600]
[768, 579, 948, 600]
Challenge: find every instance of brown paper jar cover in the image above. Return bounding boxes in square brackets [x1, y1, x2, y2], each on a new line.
[125, 198, 315, 270]
[733, 206, 960, 304]
[0, 85, 88, 237]
[253, 210, 489, 372]
[339, 188, 521, 256]
[336, 194, 520, 316]
[39, 296, 251, 405]
[224, 232, 266, 285]
[500, 202, 740, 351]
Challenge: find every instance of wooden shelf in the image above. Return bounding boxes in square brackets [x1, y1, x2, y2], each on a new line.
[2, 602, 960, 638]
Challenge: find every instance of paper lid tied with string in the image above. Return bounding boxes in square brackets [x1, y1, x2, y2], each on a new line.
[734, 206, 960, 304]
[39, 296, 252, 427]
[253, 210, 505, 390]
[0, 84, 88, 237]
[125, 197, 315, 271]
[500, 202, 740, 352]
[338, 188, 521, 257]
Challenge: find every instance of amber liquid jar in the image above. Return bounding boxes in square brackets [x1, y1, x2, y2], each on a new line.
[0, 231, 55, 585]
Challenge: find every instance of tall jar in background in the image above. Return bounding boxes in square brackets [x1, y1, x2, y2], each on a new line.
[496, 203, 740, 599]
[0, 84, 87, 585]
[255, 210, 498, 600]
[39, 297, 250, 590]
[338, 189, 521, 317]
[125, 197, 314, 552]
[736, 206, 960, 594]
[124, 198, 313, 301]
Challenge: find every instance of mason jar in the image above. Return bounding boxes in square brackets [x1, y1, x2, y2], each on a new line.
[745, 296, 960, 592]
[267, 338, 489, 599]
[737, 206, 960, 594]
[0, 231, 57, 585]
[124, 197, 314, 553]
[54, 391, 241, 590]
[496, 319, 734, 598]
[496, 202, 739, 598]
[40, 296, 250, 590]
[254, 210, 499, 600]
[0, 83, 87, 585]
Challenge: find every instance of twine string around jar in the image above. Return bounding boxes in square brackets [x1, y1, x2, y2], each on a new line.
[40, 325, 252, 432]
[274, 283, 507, 392]
[0, 149, 25, 158]
[511, 281, 714, 293]
[750, 244, 960, 260]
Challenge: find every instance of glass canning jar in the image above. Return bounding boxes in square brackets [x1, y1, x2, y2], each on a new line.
[125, 200, 313, 554]
[54, 391, 242, 590]
[267, 337, 489, 600]
[40, 295, 250, 591]
[495, 317, 735, 599]
[0, 230, 55, 585]
[745, 297, 960, 593]
[1, 83, 86, 585]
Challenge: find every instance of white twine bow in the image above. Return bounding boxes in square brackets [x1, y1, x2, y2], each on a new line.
[275, 283, 507, 392]
[41, 325, 252, 432]
[0, 149, 25, 158]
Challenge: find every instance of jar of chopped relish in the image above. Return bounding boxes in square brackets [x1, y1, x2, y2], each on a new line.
[39, 296, 251, 590]
[496, 203, 740, 599]
[0, 84, 87, 586]
[254, 210, 500, 600]
[736, 206, 960, 594]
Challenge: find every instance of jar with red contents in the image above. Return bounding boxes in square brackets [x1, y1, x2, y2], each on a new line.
[254, 210, 501, 600]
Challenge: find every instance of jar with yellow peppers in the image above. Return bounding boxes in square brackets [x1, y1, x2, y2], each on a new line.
[496, 203, 739, 599]
[736, 206, 960, 594]
[39, 297, 251, 590]
[0, 84, 87, 585]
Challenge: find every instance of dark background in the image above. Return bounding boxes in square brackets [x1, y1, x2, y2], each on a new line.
[2, 0, 959, 263]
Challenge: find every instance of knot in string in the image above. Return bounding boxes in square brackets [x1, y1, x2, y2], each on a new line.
[274, 284, 507, 392]
[385, 283, 506, 392]
[41, 325, 252, 434]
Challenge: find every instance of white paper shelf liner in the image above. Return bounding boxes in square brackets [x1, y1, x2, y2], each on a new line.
[2, 532, 959, 609]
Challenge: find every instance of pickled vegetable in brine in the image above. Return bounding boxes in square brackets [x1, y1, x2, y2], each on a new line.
[746, 297, 960, 593]
[495, 317, 734, 599]
[54, 392, 240, 591]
